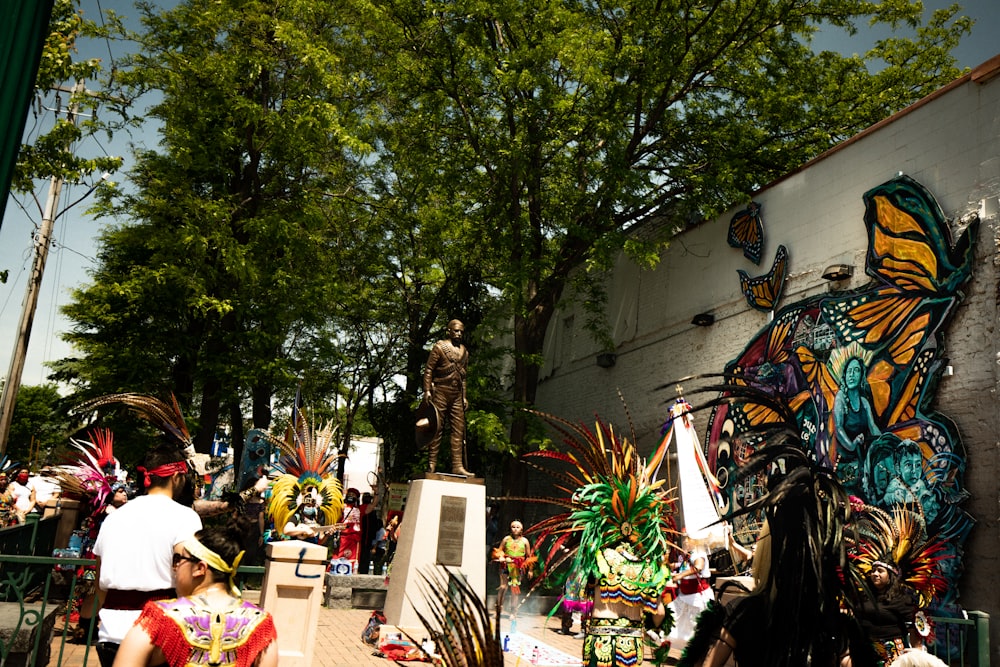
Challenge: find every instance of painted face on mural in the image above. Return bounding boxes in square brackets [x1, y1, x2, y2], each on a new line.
[899, 449, 922, 486]
[844, 358, 863, 389]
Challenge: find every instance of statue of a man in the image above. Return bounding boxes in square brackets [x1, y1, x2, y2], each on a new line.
[421, 319, 473, 476]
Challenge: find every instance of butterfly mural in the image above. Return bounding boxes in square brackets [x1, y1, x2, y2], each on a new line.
[705, 176, 978, 619]
[727, 201, 765, 264]
[738, 244, 788, 312]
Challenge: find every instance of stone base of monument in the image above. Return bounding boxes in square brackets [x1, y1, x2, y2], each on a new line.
[383, 477, 486, 630]
[323, 573, 389, 609]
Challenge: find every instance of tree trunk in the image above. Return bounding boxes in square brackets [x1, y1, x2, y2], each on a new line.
[500, 303, 557, 514]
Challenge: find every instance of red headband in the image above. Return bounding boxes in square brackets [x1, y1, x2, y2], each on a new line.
[135, 461, 189, 488]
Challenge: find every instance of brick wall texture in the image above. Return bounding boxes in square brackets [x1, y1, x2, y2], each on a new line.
[532, 63, 1000, 653]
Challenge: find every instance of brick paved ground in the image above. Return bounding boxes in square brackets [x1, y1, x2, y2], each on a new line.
[50, 604, 681, 666]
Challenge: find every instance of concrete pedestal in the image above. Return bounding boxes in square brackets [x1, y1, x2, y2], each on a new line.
[42, 498, 80, 550]
[383, 477, 486, 631]
[259, 540, 327, 667]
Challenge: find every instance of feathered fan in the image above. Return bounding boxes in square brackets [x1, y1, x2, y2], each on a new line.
[74, 393, 196, 461]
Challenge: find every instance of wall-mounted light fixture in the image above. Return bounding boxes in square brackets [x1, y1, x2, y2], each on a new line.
[596, 352, 617, 368]
[691, 312, 715, 327]
[822, 264, 854, 281]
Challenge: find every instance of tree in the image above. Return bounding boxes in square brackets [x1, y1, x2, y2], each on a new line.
[4, 384, 71, 468]
[60, 0, 366, 458]
[338, 0, 971, 495]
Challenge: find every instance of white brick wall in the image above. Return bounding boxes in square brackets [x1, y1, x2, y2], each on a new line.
[534, 65, 1000, 653]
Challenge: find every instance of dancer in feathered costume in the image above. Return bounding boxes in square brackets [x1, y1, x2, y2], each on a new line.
[521, 409, 678, 667]
[49, 428, 120, 512]
[267, 410, 343, 544]
[850, 503, 948, 665]
[667, 378, 878, 667]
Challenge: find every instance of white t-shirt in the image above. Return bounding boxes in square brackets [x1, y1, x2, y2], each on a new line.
[92, 493, 202, 643]
[9, 480, 35, 513]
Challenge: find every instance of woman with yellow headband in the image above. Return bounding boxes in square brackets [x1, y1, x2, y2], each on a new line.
[112, 516, 278, 667]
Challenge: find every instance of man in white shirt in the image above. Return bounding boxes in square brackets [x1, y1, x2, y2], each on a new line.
[92, 442, 202, 667]
[9, 468, 36, 521]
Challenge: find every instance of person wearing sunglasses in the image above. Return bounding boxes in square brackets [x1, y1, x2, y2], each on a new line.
[113, 515, 277, 667]
[92, 442, 203, 667]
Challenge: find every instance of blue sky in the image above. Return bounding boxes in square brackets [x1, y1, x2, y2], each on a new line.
[0, 0, 997, 390]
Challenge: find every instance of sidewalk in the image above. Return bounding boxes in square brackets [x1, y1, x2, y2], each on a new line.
[53, 604, 680, 666]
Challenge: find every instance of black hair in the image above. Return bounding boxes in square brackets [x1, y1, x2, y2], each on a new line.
[195, 514, 254, 581]
[139, 439, 195, 506]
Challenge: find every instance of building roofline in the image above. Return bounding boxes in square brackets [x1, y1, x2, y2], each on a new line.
[755, 53, 1000, 195]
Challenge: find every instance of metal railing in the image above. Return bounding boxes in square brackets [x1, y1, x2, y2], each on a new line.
[0, 550, 266, 667]
[928, 610, 991, 667]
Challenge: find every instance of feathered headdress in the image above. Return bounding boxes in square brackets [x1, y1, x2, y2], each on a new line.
[75, 393, 196, 463]
[0, 455, 18, 479]
[267, 409, 343, 532]
[519, 408, 678, 606]
[851, 504, 948, 607]
[49, 428, 119, 508]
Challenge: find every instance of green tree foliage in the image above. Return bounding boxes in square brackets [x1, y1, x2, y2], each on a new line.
[12, 0, 122, 196]
[4, 384, 71, 468]
[60, 0, 367, 457]
[337, 0, 970, 458]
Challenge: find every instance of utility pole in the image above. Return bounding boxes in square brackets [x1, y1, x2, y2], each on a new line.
[0, 80, 85, 454]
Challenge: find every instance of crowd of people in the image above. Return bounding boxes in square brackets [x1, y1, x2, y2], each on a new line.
[0, 385, 954, 667]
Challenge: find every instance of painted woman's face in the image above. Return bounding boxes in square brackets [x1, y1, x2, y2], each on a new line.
[845, 358, 863, 389]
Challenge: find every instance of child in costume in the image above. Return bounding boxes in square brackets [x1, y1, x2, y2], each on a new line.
[494, 520, 534, 615]
[112, 516, 278, 667]
[267, 412, 344, 548]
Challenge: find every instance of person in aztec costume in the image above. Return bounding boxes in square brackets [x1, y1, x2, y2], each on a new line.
[849, 502, 947, 666]
[267, 410, 344, 545]
[48, 428, 125, 642]
[492, 519, 535, 615]
[114, 517, 278, 667]
[518, 408, 678, 667]
[670, 379, 879, 667]
[73, 393, 204, 667]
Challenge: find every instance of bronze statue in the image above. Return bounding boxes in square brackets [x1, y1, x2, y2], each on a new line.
[419, 319, 473, 476]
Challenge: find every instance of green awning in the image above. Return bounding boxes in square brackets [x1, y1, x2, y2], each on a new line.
[0, 0, 56, 232]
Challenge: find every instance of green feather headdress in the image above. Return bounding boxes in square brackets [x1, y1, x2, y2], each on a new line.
[521, 409, 679, 596]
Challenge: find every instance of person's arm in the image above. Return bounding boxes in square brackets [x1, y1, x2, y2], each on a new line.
[702, 628, 736, 667]
[255, 641, 279, 667]
[423, 343, 441, 397]
[94, 556, 107, 613]
[112, 623, 161, 667]
[862, 398, 881, 437]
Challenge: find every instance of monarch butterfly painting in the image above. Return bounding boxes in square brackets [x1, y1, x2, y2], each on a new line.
[738, 244, 788, 312]
[705, 175, 978, 611]
[727, 201, 765, 265]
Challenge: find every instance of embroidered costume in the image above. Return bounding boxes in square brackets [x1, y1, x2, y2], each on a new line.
[498, 534, 532, 594]
[584, 617, 644, 667]
[137, 596, 277, 667]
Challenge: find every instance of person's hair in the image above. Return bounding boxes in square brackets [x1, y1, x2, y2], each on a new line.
[195, 514, 253, 581]
[140, 440, 194, 505]
[750, 520, 772, 590]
